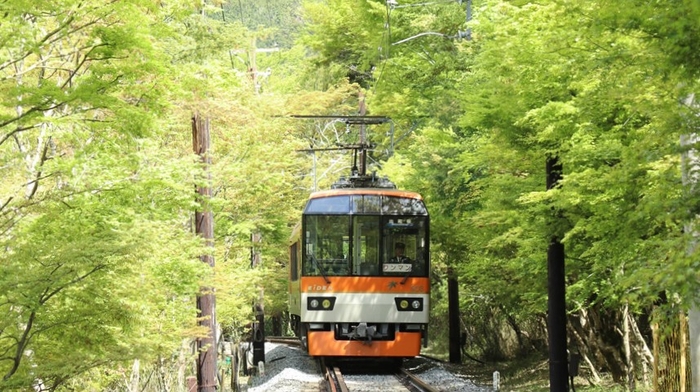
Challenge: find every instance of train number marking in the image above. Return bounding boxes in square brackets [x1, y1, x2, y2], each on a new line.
[307, 285, 330, 291]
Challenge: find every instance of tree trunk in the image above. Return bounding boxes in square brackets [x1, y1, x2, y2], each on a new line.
[130, 359, 140, 392]
[628, 312, 653, 388]
[653, 321, 659, 392]
[272, 315, 282, 336]
[629, 312, 654, 369]
[569, 306, 627, 383]
[623, 304, 634, 391]
[589, 306, 626, 382]
[568, 311, 602, 384]
[232, 342, 240, 392]
[680, 311, 688, 392]
[503, 308, 525, 355]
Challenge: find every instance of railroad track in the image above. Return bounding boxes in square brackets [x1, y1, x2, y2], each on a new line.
[265, 336, 301, 346]
[263, 338, 447, 392]
[321, 359, 440, 392]
[395, 368, 441, 392]
[323, 361, 349, 392]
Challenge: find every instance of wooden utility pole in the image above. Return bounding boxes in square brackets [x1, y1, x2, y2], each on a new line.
[193, 114, 217, 392]
[546, 156, 568, 392]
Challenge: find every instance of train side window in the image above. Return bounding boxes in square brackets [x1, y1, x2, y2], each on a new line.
[290, 242, 299, 281]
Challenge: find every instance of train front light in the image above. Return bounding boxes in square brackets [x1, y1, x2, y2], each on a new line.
[394, 297, 423, 312]
[307, 297, 336, 311]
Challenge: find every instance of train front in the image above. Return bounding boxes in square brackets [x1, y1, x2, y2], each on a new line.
[289, 186, 430, 358]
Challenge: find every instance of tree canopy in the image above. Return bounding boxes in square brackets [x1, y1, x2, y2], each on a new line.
[3, 0, 700, 389]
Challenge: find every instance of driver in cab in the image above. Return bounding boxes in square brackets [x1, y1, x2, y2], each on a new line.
[390, 242, 411, 263]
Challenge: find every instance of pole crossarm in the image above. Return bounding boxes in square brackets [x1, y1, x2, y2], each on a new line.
[287, 114, 392, 125]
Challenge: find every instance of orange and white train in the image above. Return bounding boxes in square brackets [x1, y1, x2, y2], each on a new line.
[288, 175, 430, 359]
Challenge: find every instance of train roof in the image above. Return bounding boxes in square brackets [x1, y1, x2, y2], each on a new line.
[309, 188, 424, 200]
[304, 188, 428, 216]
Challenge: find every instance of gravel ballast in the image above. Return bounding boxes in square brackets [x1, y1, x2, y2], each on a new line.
[243, 343, 492, 392]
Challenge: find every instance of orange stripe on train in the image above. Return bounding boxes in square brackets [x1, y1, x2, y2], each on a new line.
[300, 276, 429, 294]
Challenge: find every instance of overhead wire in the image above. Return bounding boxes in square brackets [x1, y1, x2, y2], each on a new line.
[368, 0, 472, 159]
[359, 1, 395, 163]
[370, 0, 472, 101]
[368, 1, 394, 99]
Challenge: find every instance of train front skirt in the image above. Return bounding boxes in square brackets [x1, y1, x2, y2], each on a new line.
[307, 326, 423, 357]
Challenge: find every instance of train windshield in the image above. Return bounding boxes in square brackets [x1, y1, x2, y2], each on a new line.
[302, 195, 429, 277]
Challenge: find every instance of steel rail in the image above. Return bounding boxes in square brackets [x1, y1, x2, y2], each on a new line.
[396, 368, 440, 392]
[331, 365, 349, 392]
[265, 336, 300, 346]
[320, 359, 349, 392]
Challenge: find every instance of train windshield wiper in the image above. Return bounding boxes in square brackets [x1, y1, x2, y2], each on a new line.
[309, 253, 331, 284]
[400, 261, 413, 285]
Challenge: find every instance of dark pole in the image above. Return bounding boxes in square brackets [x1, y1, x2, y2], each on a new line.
[358, 93, 367, 176]
[193, 114, 217, 392]
[448, 267, 461, 363]
[546, 156, 568, 391]
[251, 232, 265, 365]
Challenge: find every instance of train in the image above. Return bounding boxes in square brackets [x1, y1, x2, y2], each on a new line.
[288, 171, 430, 359]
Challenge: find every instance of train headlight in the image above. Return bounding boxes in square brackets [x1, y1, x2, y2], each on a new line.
[394, 297, 423, 312]
[307, 297, 336, 311]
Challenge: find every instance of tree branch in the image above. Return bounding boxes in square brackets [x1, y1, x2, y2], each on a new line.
[0, 14, 75, 74]
[0, 103, 65, 147]
[1, 259, 108, 381]
[2, 310, 35, 381]
[0, 123, 40, 148]
[40, 264, 106, 305]
[24, 139, 53, 201]
[60, 43, 110, 90]
[0, 197, 12, 214]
